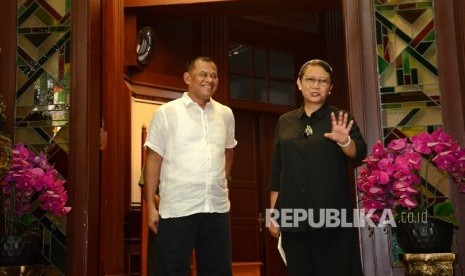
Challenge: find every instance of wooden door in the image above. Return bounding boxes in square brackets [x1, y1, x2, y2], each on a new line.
[229, 110, 287, 275]
[229, 110, 264, 266]
[259, 114, 288, 276]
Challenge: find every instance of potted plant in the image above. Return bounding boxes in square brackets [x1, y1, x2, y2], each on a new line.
[0, 143, 71, 265]
[357, 128, 464, 253]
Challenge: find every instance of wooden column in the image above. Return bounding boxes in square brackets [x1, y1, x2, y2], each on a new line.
[101, 0, 129, 274]
[343, 0, 386, 276]
[435, 1, 465, 274]
[0, 0, 16, 137]
[324, 10, 349, 111]
[67, 0, 102, 275]
[453, 0, 465, 133]
[202, 18, 228, 104]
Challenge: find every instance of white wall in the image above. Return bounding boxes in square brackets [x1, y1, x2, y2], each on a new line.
[130, 97, 162, 206]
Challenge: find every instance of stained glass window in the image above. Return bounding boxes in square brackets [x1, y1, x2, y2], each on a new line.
[374, 0, 446, 267]
[15, 0, 71, 273]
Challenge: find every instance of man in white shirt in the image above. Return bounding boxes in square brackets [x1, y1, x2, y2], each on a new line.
[144, 56, 237, 275]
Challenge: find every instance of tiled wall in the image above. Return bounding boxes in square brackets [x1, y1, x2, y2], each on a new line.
[16, 0, 71, 273]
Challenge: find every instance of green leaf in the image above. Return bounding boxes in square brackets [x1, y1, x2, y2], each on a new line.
[433, 200, 454, 217]
[20, 213, 38, 227]
[431, 215, 460, 228]
[431, 200, 459, 227]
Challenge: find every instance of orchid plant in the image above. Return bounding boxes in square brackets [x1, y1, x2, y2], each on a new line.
[0, 144, 71, 237]
[357, 128, 465, 226]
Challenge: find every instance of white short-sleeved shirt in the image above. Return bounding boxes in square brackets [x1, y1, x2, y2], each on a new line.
[144, 92, 238, 218]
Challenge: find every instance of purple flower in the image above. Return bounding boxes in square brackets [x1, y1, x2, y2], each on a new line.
[1, 144, 72, 235]
[433, 151, 457, 171]
[357, 129, 465, 225]
[397, 195, 418, 209]
[387, 138, 407, 151]
[371, 142, 386, 159]
[377, 158, 395, 175]
[412, 131, 433, 154]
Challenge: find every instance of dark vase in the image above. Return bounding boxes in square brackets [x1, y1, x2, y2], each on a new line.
[395, 218, 454, 253]
[0, 231, 44, 266]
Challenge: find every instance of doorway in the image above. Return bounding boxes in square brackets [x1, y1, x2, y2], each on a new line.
[230, 110, 285, 276]
[119, 1, 349, 275]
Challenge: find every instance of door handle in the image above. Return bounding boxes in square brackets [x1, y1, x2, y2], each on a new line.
[257, 212, 265, 232]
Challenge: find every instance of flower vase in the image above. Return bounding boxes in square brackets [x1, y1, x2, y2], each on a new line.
[0, 231, 44, 266]
[395, 218, 454, 253]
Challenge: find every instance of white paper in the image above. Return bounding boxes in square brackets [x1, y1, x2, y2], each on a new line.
[278, 234, 287, 265]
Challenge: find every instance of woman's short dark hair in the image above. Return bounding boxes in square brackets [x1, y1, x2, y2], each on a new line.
[298, 59, 333, 81]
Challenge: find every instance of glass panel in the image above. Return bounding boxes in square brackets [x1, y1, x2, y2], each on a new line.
[228, 44, 295, 107]
[230, 75, 253, 100]
[269, 81, 295, 106]
[254, 49, 267, 76]
[229, 42, 253, 74]
[254, 78, 267, 103]
[269, 52, 294, 78]
[15, 0, 71, 273]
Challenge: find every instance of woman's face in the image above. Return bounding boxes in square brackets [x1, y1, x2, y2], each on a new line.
[297, 64, 333, 106]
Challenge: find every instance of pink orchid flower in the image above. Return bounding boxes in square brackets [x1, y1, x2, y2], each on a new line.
[357, 129, 465, 225]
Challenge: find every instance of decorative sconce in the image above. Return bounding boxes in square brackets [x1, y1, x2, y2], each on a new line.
[136, 26, 155, 66]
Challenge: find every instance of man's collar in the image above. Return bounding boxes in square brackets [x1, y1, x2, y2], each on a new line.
[181, 92, 193, 106]
[182, 92, 213, 108]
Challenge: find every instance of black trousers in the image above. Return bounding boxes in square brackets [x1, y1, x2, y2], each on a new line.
[281, 228, 363, 276]
[147, 230, 156, 276]
[152, 212, 232, 276]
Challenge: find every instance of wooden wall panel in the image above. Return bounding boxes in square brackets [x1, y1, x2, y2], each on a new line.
[0, 0, 16, 136]
[435, 1, 465, 274]
[323, 10, 348, 112]
[124, 0, 340, 16]
[453, 1, 465, 270]
[67, 0, 102, 275]
[202, 18, 228, 104]
[454, 0, 465, 133]
[127, 15, 199, 91]
[125, 0, 237, 7]
[125, 11, 139, 70]
[343, 0, 384, 275]
[101, 0, 129, 275]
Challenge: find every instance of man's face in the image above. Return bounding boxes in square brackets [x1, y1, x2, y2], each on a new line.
[184, 60, 218, 103]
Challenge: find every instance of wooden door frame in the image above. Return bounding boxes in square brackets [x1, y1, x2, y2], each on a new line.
[67, 0, 102, 275]
[0, 1, 103, 275]
[99, 0, 131, 275]
[258, 112, 288, 276]
[70, 0, 130, 275]
[63, 0, 465, 275]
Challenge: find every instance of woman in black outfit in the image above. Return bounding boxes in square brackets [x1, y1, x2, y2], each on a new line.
[268, 59, 367, 276]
